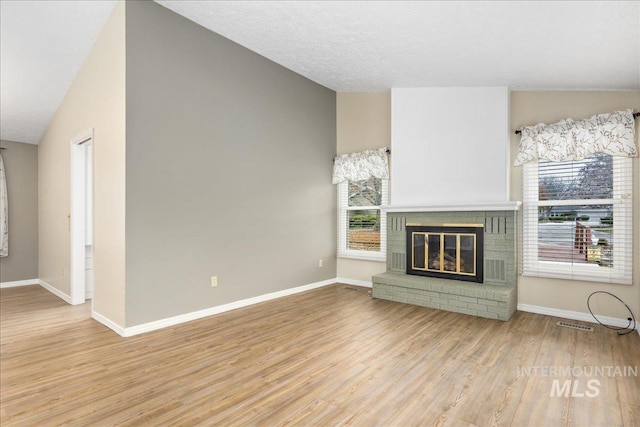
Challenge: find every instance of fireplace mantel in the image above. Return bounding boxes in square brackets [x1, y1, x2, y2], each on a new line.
[381, 201, 521, 213]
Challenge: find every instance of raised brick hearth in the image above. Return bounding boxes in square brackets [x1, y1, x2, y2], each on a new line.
[372, 207, 518, 320]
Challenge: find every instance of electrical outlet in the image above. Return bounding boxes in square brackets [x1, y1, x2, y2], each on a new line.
[318, 259, 323, 268]
[210, 276, 218, 287]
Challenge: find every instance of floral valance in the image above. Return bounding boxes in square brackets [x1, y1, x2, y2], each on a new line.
[514, 109, 637, 166]
[332, 148, 389, 184]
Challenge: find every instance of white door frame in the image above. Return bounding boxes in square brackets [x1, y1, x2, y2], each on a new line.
[70, 128, 93, 305]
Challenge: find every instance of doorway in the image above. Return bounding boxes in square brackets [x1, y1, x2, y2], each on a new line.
[70, 128, 94, 305]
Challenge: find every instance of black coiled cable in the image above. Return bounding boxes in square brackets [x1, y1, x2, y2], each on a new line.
[587, 291, 637, 336]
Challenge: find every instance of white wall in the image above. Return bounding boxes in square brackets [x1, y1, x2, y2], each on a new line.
[391, 87, 509, 205]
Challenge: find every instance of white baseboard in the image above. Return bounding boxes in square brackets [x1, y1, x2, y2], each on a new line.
[91, 311, 126, 336]
[0, 278, 40, 288]
[122, 278, 338, 337]
[336, 277, 372, 288]
[517, 303, 637, 331]
[39, 279, 72, 304]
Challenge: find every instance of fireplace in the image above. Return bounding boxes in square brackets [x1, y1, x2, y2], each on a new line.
[373, 206, 519, 321]
[406, 224, 484, 283]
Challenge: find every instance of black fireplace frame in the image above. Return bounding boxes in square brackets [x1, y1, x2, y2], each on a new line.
[406, 224, 484, 283]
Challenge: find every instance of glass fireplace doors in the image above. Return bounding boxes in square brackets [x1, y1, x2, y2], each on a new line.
[406, 225, 484, 283]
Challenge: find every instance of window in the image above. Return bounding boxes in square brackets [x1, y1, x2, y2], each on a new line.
[522, 153, 632, 284]
[338, 177, 388, 260]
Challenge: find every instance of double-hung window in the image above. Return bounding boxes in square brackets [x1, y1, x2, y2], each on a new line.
[333, 148, 390, 261]
[337, 177, 388, 261]
[522, 153, 632, 284]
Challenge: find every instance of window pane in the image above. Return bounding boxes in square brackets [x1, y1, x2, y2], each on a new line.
[427, 234, 441, 270]
[522, 155, 632, 285]
[459, 235, 475, 274]
[412, 233, 425, 269]
[348, 178, 382, 207]
[538, 204, 613, 267]
[539, 153, 613, 201]
[443, 234, 457, 272]
[347, 209, 380, 251]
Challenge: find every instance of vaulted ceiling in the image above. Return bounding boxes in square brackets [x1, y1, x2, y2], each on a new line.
[2, 1, 638, 144]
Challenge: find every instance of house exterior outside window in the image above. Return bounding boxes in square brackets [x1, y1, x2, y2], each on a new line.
[522, 154, 632, 285]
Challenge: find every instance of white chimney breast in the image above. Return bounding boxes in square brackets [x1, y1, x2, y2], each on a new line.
[391, 87, 509, 206]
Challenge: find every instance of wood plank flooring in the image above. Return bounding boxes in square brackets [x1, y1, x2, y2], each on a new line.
[1, 284, 639, 426]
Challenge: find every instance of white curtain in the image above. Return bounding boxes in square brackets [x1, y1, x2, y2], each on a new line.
[0, 153, 7, 257]
[514, 109, 637, 166]
[332, 148, 389, 184]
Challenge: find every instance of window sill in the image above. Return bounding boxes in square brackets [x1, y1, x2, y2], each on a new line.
[338, 253, 386, 262]
[522, 263, 631, 285]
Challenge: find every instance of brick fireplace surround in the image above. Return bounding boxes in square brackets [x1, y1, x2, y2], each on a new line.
[372, 203, 520, 321]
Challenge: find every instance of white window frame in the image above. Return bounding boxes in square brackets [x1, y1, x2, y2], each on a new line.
[338, 178, 388, 261]
[522, 156, 632, 285]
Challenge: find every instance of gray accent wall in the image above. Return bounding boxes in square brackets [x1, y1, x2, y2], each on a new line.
[0, 140, 38, 283]
[124, 1, 337, 326]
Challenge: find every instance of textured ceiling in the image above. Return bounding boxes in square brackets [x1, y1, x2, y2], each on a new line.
[0, 0, 116, 144]
[157, 1, 640, 91]
[1, 1, 639, 144]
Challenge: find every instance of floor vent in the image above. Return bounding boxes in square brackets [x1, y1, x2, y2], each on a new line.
[556, 321, 594, 332]
[343, 287, 360, 292]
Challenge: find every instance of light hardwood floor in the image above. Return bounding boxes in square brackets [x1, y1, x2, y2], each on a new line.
[1, 284, 639, 426]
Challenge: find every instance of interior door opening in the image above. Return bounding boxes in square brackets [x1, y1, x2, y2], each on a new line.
[70, 129, 94, 304]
